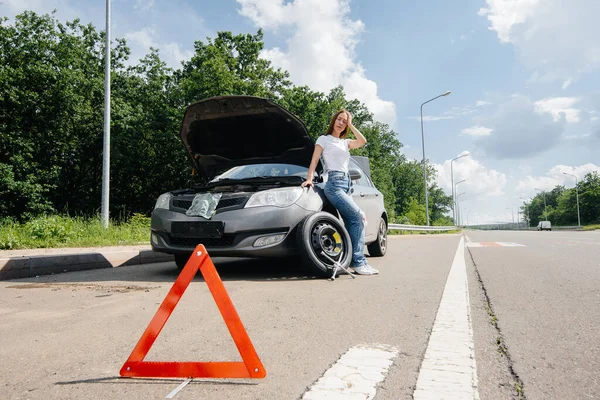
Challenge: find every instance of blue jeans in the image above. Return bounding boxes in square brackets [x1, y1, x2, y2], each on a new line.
[324, 171, 367, 267]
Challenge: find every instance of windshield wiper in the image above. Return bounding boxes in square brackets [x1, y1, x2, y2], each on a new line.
[197, 176, 302, 190]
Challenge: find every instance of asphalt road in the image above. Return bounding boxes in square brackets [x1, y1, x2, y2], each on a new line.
[1, 230, 598, 399]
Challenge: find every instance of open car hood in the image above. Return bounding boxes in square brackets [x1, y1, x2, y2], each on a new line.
[180, 96, 319, 183]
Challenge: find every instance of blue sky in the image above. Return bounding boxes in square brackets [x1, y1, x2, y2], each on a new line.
[3, 0, 599, 224]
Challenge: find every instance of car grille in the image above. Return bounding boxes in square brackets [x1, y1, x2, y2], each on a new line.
[171, 196, 248, 212]
[169, 234, 236, 247]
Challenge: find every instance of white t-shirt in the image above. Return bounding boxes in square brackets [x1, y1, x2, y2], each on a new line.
[316, 135, 352, 174]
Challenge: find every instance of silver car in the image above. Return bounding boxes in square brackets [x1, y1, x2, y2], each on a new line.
[150, 95, 388, 276]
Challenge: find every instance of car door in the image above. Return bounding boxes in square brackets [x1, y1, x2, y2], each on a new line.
[349, 160, 381, 241]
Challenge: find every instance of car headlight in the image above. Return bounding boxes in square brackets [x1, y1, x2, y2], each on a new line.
[154, 193, 172, 210]
[245, 187, 303, 208]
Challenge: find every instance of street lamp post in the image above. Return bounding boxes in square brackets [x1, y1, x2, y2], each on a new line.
[454, 179, 466, 224]
[451, 153, 469, 225]
[563, 172, 581, 227]
[101, 0, 111, 229]
[420, 91, 451, 226]
[534, 188, 548, 221]
[456, 192, 466, 226]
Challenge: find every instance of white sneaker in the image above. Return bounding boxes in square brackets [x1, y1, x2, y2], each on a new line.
[352, 265, 377, 275]
[365, 265, 379, 274]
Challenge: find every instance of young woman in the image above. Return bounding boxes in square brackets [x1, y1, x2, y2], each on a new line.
[301, 110, 379, 275]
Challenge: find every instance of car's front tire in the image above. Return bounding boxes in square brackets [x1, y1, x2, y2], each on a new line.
[175, 253, 191, 270]
[367, 217, 387, 257]
[296, 212, 352, 277]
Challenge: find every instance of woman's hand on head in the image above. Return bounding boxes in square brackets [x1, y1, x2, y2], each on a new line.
[346, 111, 353, 128]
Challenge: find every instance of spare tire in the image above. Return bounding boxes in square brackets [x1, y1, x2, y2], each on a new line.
[296, 212, 352, 277]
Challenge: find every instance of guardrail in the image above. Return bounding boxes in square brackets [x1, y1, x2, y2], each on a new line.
[388, 224, 457, 232]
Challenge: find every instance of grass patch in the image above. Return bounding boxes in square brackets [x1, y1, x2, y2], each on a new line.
[583, 224, 600, 231]
[0, 214, 150, 250]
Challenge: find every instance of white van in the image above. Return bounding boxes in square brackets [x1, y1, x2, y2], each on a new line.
[537, 221, 552, 231]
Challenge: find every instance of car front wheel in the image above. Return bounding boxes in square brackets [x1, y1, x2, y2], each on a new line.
[296, 212, 352, 277]
[174, 253, 192, 270]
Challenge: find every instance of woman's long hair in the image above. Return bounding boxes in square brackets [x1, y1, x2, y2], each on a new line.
[325, 109, 350, 138]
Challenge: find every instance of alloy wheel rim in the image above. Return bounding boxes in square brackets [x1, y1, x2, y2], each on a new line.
[379, 220, 387, 251]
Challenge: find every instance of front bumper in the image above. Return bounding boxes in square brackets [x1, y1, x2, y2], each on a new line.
[150, 203, 314, 257]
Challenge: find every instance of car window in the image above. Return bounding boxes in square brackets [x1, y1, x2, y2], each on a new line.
[213, 164, 308, 181]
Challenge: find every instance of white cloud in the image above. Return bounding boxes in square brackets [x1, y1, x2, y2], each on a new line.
[469, 94, 566, 159]
[408, 115, 454, 122]
[518, 164, 532, 175]
[479, 0, 600, 82]
[516, 163, 600, 193]
[562, 133, 591, 140]
[408, 105, 474, 122]
[434, 154, 507, 198]
[236, 0, 396, 126]
[124, 28, 193, 69]
[4, 0, 48, 13]
[534, 97, 580, 123]
[2, 0, 81, 22]
[561, 79, 573, 90]
[476, 100, 491, 107]
[134, 0, 156, 12]
[461, 126, 493, 137]
[478, 0, 540, 43]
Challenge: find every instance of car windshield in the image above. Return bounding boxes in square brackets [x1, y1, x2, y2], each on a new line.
[212, 163, 308, 181]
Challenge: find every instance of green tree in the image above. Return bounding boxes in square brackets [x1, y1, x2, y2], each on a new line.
[109, 50, 188, 216]
[175, 30, 291, 106]
[403, 198, 426, 225]
[428, 182, 453, 223]
[579, 171, 600, 224]
[0, 12, 127, 218]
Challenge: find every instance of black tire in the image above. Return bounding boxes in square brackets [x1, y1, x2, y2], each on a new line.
[174, 253, 191, 270]
[296, 212, 352, 277]
[367, 217, 387, 257]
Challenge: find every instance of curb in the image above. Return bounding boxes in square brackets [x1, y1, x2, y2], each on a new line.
[0, 248, 174, 280]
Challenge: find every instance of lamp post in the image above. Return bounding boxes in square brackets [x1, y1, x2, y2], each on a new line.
[420, 91, 451, 226]
[454, 179, 466, 224]
[101, 0, 111, 229]
[563, 172, 581, 227]
[451, 152, 469, 225]
[456, 192, 466, 226]
[534, 188, 548, 221]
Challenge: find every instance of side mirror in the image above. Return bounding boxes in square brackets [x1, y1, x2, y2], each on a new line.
[349, 168, 362, 181]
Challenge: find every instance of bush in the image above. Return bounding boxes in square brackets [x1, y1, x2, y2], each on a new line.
[24, 215, 73, 242]
[0, 214, 150, 250]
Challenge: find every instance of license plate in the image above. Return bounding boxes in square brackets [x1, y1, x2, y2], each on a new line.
[170, 221, 225, 238]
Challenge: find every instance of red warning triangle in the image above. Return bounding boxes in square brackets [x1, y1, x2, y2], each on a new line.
[120, 244, 266, 379]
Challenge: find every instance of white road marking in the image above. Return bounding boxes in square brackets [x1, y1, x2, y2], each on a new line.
[494, 242, 526, 247]
[465, 242, 525, 247]
[414, 236, 480, 400]
[301, 345, 398, 399]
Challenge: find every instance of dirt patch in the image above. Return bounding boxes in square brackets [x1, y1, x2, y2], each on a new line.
[6, 282, 159, 293]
